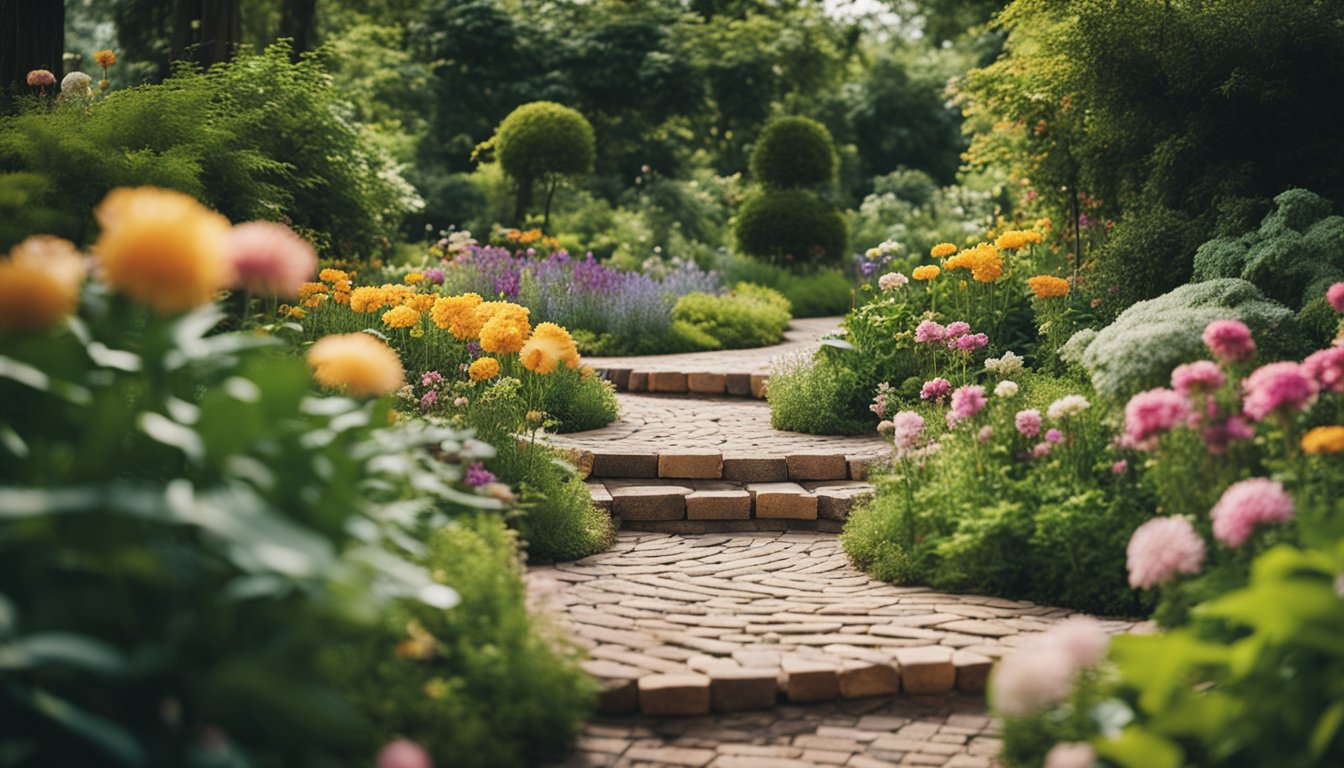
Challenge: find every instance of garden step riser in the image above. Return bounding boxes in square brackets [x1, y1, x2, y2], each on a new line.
[566, 449, 876, 482]
[602, 368, 769, 399]
[586, 480, 875, 528]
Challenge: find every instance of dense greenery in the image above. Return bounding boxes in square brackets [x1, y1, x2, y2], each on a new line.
[493, 101, 596, 228]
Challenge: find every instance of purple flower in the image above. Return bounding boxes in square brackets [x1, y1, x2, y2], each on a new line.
[915, 321, 947, 344]
[423, 267, 445, 285]
[465, 462, 497, 487]
[921, 378, 952, 402]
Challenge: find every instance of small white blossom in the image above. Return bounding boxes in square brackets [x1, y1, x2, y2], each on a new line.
[994, 380, 1019, 398]
[1047, 394, 1091, 421]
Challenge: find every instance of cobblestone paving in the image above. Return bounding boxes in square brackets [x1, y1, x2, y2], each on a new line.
[558, 695, 1002, 767]
[584, 317, 842, 375]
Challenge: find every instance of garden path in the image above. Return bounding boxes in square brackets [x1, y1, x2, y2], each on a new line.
[532, 319, 1143, 767]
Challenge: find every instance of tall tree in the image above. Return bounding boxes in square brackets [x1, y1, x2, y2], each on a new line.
[280, 0, 318, 57]
[172, 0, 242, 68]
[0, 0, 65, 105]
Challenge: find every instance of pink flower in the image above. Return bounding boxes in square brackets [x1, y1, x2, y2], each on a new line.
[915, 320, 947, 344]
[878, 272, 908, 291]
[990, 618, 1109, 718]
[948, 385, 986, 424]
[453, 396, 469, 407]
[423, 267, 446, 285]
[27, 69, 56, 88]
[951, 332, 990, 352]
[1242, 362, 1318, 421]
[377, 739, 432, 768]
[1031, 442, 1052, 458]
[1015, 409, 1042, 438]
[1328, 282, 1344, 313]
[421, 371, 444, 387]
[945, 321, 971, 338]
[1045, 428, 1064, 444]
[1210, 478, 1294, 548]
[1124, 388, 1193, 446]
[1045, 743, 1097, 768]
[1303, 347, 1344, 394]
[921, 377, 952, 402]
[465, 462, 497, 488]
[1111, 459, 1128, 475]
[419, 390, 438, 409]
[1201, 416, 1254, 455]
[1171, 360, 1226, 397]
[978, 425, 994, 443]
[890, 411, 925, 453]
[1049, 617, 1110, 668]
[1203, 319, 1256, 363]
[1126, 516, 1206, 589]
[226, 221, 317, 297]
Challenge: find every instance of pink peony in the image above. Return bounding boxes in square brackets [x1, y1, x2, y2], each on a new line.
[915, 320, 947, 344]
[1171, 360, 1226, 397]
[951, 332, 990, 352]
[948, 385, 987, 424]
[1203, 319, 1256, 363]
[1111, 459, 1128, 475]
[1242, 361, 1318, 421]
[1045, 428, 1064, 444]
[945, 321, 971, 338]
[1126, 516, 1206, 589]
[1015, 409, 1042, 438]
[1201, 416, 1254, 455]
[1045, 743, 1097, 768]
[1031, 442, 1052, 458]
[1303, 347, 1344, 394]
[1048, 617, 1110, 668]
[978, 425, 994, 443]
[226, 221, 317, 297]
[1210, 478, 1294, 548]
[1124, 388, 1192, 446]
[1328, 282, 1344, 313]
[921, 377, 952, 402]
[990, 618, 1109, 718]
[890, 411, 925, 453]
[376, 739, 432, 768]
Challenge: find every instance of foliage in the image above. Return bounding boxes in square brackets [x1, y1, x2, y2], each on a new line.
[671, 283, 791, 349]
[717, 253, 853, 317]
[735, 189, 849, 268]
[492, 101, 596, 223]
[328, 513, 595, 768]
[1078, 279, 1302, 401]
[749, 115, 836, 190]
[767, 352, 874, 436]
[847, 169, 998, 257]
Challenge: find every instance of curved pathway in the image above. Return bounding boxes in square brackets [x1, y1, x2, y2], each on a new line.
[531, 319, 1143, 767]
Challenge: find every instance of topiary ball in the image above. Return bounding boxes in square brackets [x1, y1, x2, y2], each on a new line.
[749, 116, 836, 189]
[735, 189, 849, 267]
[494, 101, 596, 184]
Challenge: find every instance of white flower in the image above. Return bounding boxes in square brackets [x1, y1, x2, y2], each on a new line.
[985, 350, 1025, 376]
[878, 272, 908, 291]
[60, 71, 92, 95]
[1047, 394, 1091, 421]
[994, 380, 1019, 398]
[876, 420, 895, 434]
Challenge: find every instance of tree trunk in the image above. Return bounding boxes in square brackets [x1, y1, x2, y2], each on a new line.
[1, 0, 65, 106]
[172, 0, 242, 69]
[514, 177, 534, 227]
[279, 0, 318, 58]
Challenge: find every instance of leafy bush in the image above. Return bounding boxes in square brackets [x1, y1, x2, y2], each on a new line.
[541, 366, 621, 434]
[1094, 201, 1206, 314]
[718, 252, 852, 317]
[749, 115, 836, 189]
[329, 514, 595, 768]
[1079, 279, 1301, 400]
[735, 189, 849, 268]
[493, 101, 596, 225]
[847, 170, 997, 258]
[768, 352, 874, 435]
[672, 283, 791, 349]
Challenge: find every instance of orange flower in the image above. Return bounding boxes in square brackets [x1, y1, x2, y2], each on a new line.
[1027, 275, 1070, 298]
[1302, 426, 1344, 454]
[468, 357, 501, 381]
[0, 236, 87, 332]
[930, 243, 957, 259]
[307, 333, 404, 396]
[912, 265, 941, 281]
[94, 50, 117, 69]
[430, 293, 484, 339]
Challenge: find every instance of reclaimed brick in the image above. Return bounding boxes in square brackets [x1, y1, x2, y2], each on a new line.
[688, 372, 728, 394]
[786, 453, 851, 481]
[750, 483, 818, 520]
[725, 373, 753, 396]
[686, 490, 752, 520]
[892, 647, 956, 695]
[723, 456, 789, 483]
[628, 370, 649, 392]
[781, 657, 838, 703]
[659, 451, 725, 479]
[709, 667, 779, 712]
[591, 452, 659, 478]
[609, 485, 692, 521]
[953, 651, 993, 693]
[650, 371, 689, 393]
[638, 674, 711, 716]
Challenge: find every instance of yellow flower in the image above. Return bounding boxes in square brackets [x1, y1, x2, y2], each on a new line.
[331, 279, 351, 305]
[520, 322, 581, 375]
[468, 357, 501, 381]
[430, 293, 484, 339]
[319, 268, 349, 283]
[580, 365, 595, 381]
[476, 301, 531, 354]
[405, 293, 435, 314]
[307, 333, 404, 397]
[94, 187, 231, 314]
[994, 230, 1040, 251]
[285, 305, 306, 319]
[912, 265, 941, 281]
[946, 243, 1002, 283]
[0, 236, 86, 332]
[1302, 426, 1344, 454]
[930, 243, 957, 259]
[528, 322, 581, 369]
[94, 50, 117, 68]
[348, 286, 387, 313]
[404, 272, 425, 284]
[382, 305, 420, 329]
[1027, 275, 1071, 298]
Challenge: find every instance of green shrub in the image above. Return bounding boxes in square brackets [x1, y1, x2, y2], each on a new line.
[1094, 202, 1206, 315]
[1078, 279, 1302, 401]
[718, 252, 852, 317]
[543, 367, 621, 433]
[735, 189, 849, 267]
[749, 115, 836, 189]
[494, 101, 596, 225]
[671, 283, 792, 349]
[767, 353, 873, 435]
[329, 514, 594, 768]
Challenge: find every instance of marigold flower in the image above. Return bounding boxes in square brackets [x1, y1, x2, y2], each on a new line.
[404, 272, 425, 284]
[527, 322, 580, 369]
[468, 357, 501, 381]
[930, 243, 957, 259]
[1027, 275, 1070, 298]
[319, 268, 349, 283]
[349, 286, 389, 313]
[0, 236, 86, 332]
[912, 265, 941, 281]
[405, 293, 436, 314]
[994, 230, 1041, 251]
[307, 333, 404, 397]
[476, 301, 531, 353]
[226, 221, 317, 297]
[94, 187, 231, 314]
[1302, 426, 1344, 454]
[430, 293, 484, 339]
[94, 50, 117, 69]
[26, 69, 55, 88]
[382, 305, 420, 329]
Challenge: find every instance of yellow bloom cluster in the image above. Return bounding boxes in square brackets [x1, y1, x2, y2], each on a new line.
[469, 357, 501, 381]
[382, 305, 421, 329]
[1027, 275, 1071, 298]
[307, 332, 404, 397]
[520, 322, 581, 374]
[946, 243, 1002, 283]
[912, 265, 941, 281]
[0, 236, 87, 331]
[477, 301, 531, 354]
[431, 293, 484, 339]
[94, 187, 231, 314]
[1302, 426, 1344, 454]
[930, 243, 957, 259]
[404, 272, 426, 284]
[994, 230, 1044, 251]
[308, 268, 352, 305]
[350, 283, 417, 313]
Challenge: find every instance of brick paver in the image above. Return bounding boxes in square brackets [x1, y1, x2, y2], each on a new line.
[585, 317, 842, 377]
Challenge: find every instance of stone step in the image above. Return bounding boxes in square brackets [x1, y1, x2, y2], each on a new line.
[586, 478, 875, 533]
[566, 447, 878, 483]
[601, 368, 770, 399]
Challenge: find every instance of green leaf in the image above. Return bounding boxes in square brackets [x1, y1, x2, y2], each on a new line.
[7, 633, 127, 676]
[820, 337, 855, 350]
[0, 355, 91, 405]
[136, 412, 205, 462]
[1095, 727, 1183, 768]
[1311, 700, 1344, 759]
[19, 685, 146, 766]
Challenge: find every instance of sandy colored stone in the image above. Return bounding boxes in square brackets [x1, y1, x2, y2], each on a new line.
[628, 370, 649, 392]
[725, 372, 753, 396]
[750, 483, 818, 520]
[786, 453, 851, 481]
[723, 456, 789, 482]
[750, 373, 770, 398]
[686, 490, 752, 520]
[638, 674, 711, 716]
[892, 647, 956, 696]
[953, 651, 993, 693]
[650, 371, 689, 394]
[591, 452, 658, 478]
[710, 667, 779, 711]
[610, 485, 692, 521]
[688, 371, 728, 394]
[836, 661, 901, 699]
[659, 451, 725, 479]
[815, 487, 874, 521]
[586, 481, 613, 512]
[781, 657, 839, 703]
